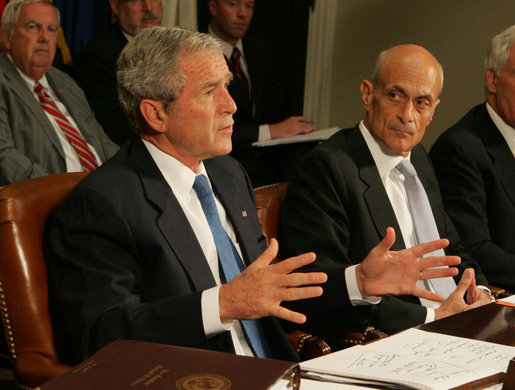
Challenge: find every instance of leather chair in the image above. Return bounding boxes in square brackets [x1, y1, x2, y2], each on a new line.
[0, 172, 87, 389]
[0, 174, 328, 390]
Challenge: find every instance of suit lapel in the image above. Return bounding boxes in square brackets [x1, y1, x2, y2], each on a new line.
[130, 139, 217, 291]
[348, 128, 405, 250]
[0, 53, 64, 157]
[478, 106, 515, 207]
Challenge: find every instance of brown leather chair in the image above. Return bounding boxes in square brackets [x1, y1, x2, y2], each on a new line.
[0, 172, 87, 389]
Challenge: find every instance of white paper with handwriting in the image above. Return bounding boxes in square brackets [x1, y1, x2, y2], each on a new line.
[301, 328, 514, 390]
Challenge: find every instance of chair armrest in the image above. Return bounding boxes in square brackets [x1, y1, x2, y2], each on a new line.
[490, 285, 511, 300]
[14, 352, 71, 389]
[317, 326, 388, 351]
[286, 330, 331, 361]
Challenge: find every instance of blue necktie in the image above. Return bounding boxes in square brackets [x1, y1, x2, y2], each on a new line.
[193, 174, 271, 358]
[396, 159, 457, 299]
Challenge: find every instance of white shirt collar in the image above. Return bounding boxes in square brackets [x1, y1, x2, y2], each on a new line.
[141, 138, 209, 200]
[359, 120, 409, 179]
[6, 53, 50, 92]
[208, 24, 244, 60]
[486, 102, 515, 154]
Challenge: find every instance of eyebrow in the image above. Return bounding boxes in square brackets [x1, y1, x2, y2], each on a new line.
[389, 84, 435, 103]
[202, 72, 233, 90]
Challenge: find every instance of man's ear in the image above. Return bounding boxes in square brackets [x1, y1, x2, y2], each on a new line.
[486, 69, 497, 94]
[208, 0, 217, 17]
[109, 0, 119, 16]
[139, 99, 168, 134]
[360, 79, 374, 109]
[0, 29, 11, 51]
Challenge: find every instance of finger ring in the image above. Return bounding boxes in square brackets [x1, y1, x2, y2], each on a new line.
[419, 270, 423, 280]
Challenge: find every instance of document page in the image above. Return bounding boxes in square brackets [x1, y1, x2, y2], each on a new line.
[301, 328, 514, 390]
[251, 127, 341, 147]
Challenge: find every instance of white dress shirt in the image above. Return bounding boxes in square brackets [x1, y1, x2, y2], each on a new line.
[10, 54, 102, 171]
[143, 139, 254, 357]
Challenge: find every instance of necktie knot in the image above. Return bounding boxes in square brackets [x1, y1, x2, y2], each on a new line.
[396, 159, 417, 179]
[230, 47, 241, 64]
[193, 174, 212, 202]
[34, 82, 44, 96]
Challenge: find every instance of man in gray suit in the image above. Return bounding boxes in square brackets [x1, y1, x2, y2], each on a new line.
[0, 0, 118, 185]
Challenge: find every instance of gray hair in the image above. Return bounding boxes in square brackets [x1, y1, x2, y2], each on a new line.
[485, 25, 515, 95]
[1, 0, 60, 35]
[117, 26, 222, 133]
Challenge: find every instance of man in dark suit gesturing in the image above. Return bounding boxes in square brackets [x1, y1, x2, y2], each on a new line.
[430, 25, 515, 292]
[48, 27, 461, 364]
[0, 0, 118, 185]
[281, 44, 492, 336]
[208, 0, 316, 186]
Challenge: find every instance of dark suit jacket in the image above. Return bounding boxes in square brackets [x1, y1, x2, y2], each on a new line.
[280, 126, 487, 334]
[430, 104, 515, 291]
[72, 24, 135, 146]
[0, 52, 118, 185]
[227, 34, 310, 187]
[48, 137, 298, 365]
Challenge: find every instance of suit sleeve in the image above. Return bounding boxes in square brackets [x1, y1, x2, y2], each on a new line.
[0, 80, 51, 184]
[48, 185, 210, 364]
[430, 137, 506, 287]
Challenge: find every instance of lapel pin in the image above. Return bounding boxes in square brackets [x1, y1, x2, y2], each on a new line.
[241, 210, 248, 217]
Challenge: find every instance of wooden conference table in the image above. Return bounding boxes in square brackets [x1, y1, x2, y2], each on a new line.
[418, 301, 514, 347]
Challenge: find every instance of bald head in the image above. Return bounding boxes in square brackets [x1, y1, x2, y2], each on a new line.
[371, 44, 444, 95]
[361, 44, 443, 156]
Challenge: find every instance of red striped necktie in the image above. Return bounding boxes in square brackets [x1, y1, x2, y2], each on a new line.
[34, 82, 98, 172]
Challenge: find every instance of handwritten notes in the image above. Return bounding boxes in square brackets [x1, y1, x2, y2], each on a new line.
[301, 328, 514, 390]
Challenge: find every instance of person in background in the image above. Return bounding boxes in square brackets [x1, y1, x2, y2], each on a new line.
[208, 0, 316, 186]
[0, 0, 118, 185]
[48, 27, 461, 364]
[280, 44, 492, 336]
[430, 25, 515, 292]
[73, 0, 162, 145]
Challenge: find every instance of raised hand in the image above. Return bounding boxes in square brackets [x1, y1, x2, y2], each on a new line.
[219, 238, 327, 324]
[434, 268, 490, 320]
[356, 227, 461, 301]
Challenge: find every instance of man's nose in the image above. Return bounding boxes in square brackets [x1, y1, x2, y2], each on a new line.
[398, 100, 415, 123]
[221, 89, 237, 115]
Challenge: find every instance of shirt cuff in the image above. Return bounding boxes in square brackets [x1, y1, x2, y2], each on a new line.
[345, 264, 381, 306]
[424, 307, 435, 323]
[201, 286, 233, 337]
[258, 124, 271, 141]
